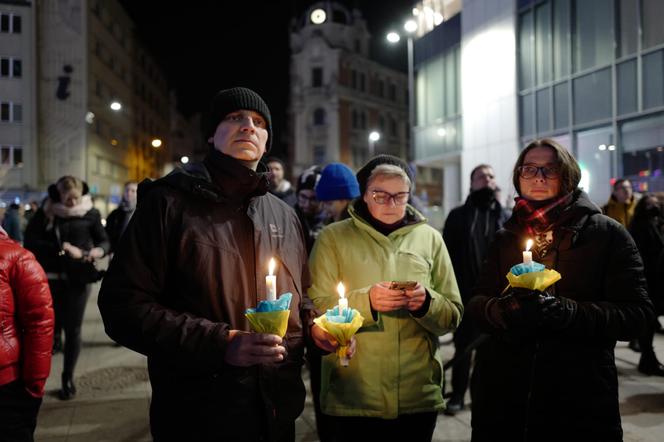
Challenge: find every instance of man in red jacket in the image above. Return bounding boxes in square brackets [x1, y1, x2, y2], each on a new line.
[0, 225, 54, 441]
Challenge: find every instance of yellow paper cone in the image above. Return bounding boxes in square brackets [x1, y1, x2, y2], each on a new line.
[245, 310, 291, 337]
[506, 269, 562, 292]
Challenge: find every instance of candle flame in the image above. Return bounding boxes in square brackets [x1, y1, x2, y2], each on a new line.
[337, 282, 345, 298]
[268, 258, 276, 276]
[525, 239, 533, 252]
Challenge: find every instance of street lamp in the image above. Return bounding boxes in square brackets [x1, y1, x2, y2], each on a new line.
[151, 138, 162, 148]
[110, 101, 122, 111]
[387, 19, 417, 162]
[368, 131, 381, 158]
[180, 155, 189, 164]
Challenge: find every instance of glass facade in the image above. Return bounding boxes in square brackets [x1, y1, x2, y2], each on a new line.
[414, 44, 461, 160]
[518, 0, 664, 203]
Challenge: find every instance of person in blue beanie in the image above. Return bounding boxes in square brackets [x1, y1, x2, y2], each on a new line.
[316, 163, 360, 222]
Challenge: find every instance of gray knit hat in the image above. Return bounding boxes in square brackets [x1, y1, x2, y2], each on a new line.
[205, 87, 272, 152]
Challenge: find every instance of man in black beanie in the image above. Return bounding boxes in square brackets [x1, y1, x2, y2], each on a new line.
[99, 87, 339, 441]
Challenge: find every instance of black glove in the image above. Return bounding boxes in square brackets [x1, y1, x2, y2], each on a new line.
[539, 295, 577, 330]
[484, 287, 548, 330]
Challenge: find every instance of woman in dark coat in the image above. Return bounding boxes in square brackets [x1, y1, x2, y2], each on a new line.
[628, 193, 664, 375]
[467, 139, 654, 442]
[24, 176, 109, 400]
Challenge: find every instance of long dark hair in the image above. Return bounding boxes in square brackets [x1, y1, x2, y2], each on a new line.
[512, 138, 581, 197]
[629, 193, 663, 232]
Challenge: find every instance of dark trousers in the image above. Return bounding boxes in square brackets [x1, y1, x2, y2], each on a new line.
[50, 280, 90, 376]
[450, 316, 479, 402]
[307, 347, 332, 442]
[0, 380, 42, 442]
[325, 412, 438, 442]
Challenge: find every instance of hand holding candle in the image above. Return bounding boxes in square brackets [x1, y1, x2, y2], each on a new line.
[266, 258, 277, 301]
[337, 282, 348, 314]
[523, 239, 533, 266]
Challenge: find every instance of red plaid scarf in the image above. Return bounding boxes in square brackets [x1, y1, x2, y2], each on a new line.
[513, 192, 575, 236]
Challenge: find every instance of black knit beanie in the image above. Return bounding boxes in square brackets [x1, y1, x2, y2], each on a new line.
[356, 154, 414, 195]
[205, 87, 273, 152]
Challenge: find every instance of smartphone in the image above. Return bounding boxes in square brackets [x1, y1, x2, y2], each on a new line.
[390, 281, 418, 290]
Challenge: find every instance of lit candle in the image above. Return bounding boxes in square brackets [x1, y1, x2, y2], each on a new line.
[337, 282, 348, 314]
[523, 239, 533, 266]
[266, 258, 277, 301]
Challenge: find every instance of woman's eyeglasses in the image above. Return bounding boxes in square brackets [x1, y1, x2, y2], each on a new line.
[517, 165, 560, 179]
[371, 190, 410, 206]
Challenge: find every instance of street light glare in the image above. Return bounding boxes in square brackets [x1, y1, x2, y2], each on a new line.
[404, 20, 418, 33]
[369, 131, 381, 142]
[181, 156, 190, 164]
[437, 128, 447, 137]
[151, 139, 162, 148]
[110, 101, 122, 111]
[386, 32, 400, 43]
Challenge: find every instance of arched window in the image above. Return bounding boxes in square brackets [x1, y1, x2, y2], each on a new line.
[313, 108, 326, 126]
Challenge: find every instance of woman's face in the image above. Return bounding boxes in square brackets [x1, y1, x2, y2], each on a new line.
[59, 188, 82, 207]
[363, 175, 410, 225]
[518, 146, 562, 201]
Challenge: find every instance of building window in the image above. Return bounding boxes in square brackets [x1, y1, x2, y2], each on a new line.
[313, 145, 326, 164]
[379, 115, 385, 132]
[0, 57, 21, 78]
[377, 80, 385, 98]
[360, 73, 366, 92]
[574, 0, 613, 73]
[312, 67, 323, 87]
[0, 145, 22, 167]
[643, 0, 664, 49]
[0, 101, 21, 122]
[313, 108, 326, 126]
[352, 109, 358, 129]
[0, 13, 20, 33]
[389, 116, 398, 137]
[360, 111, 367, 129]
[389, 83, 396, 101]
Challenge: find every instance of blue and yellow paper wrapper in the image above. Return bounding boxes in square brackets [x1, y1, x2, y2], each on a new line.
[314, 306, 364, 366]
[506, 262, 561, 291]
[245, 293, 292, 337]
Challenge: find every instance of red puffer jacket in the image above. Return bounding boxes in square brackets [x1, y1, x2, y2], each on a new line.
[0, 228, 54, 397]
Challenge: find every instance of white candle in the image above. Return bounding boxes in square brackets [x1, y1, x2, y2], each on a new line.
[337, 282, 348, 314]
[523, 239, 533, 265]
[266, 258, 277, 301]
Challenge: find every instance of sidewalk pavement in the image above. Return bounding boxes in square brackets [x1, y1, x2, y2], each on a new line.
[35, 284, 664, 442]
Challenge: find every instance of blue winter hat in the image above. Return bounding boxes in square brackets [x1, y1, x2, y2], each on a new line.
[315, 163, 360, 201]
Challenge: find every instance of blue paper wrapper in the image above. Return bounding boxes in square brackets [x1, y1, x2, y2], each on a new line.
[245, 292, 293, 314]
[510, 262, 545, 276]
[324, 305, 356, 323]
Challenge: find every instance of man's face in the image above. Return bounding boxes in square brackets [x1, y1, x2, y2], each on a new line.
[124, 183, 138, 206]
[471, 167, 497, 191]
[613, 180, 633, 204]
[207, 109, 268, 169]
[297, 189, 319, 215]
[267, 161, 284, 185]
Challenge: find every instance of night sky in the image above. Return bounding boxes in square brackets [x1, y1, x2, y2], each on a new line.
[119, 0, 413, 155]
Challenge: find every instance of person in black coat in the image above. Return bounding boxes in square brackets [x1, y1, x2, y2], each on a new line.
[442, 164, 509, 414]
[628, 193, 664, 375]
[105, 181, 137, 255]
[24, 176, 109, 401]
[467, 139, 654, 442]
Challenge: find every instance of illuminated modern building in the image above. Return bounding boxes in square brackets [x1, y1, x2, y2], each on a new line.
[411, 0, 664, 215]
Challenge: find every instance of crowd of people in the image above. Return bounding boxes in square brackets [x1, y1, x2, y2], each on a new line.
[0, 86, 663, 441]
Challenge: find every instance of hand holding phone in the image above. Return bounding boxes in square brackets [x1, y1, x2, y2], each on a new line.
[389, 281, 418, 291]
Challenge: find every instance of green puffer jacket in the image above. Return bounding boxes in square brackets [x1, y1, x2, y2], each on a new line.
[308, 203, 463, 418]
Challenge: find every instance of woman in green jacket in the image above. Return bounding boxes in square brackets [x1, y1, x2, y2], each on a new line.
[308, 155, 463, 441]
